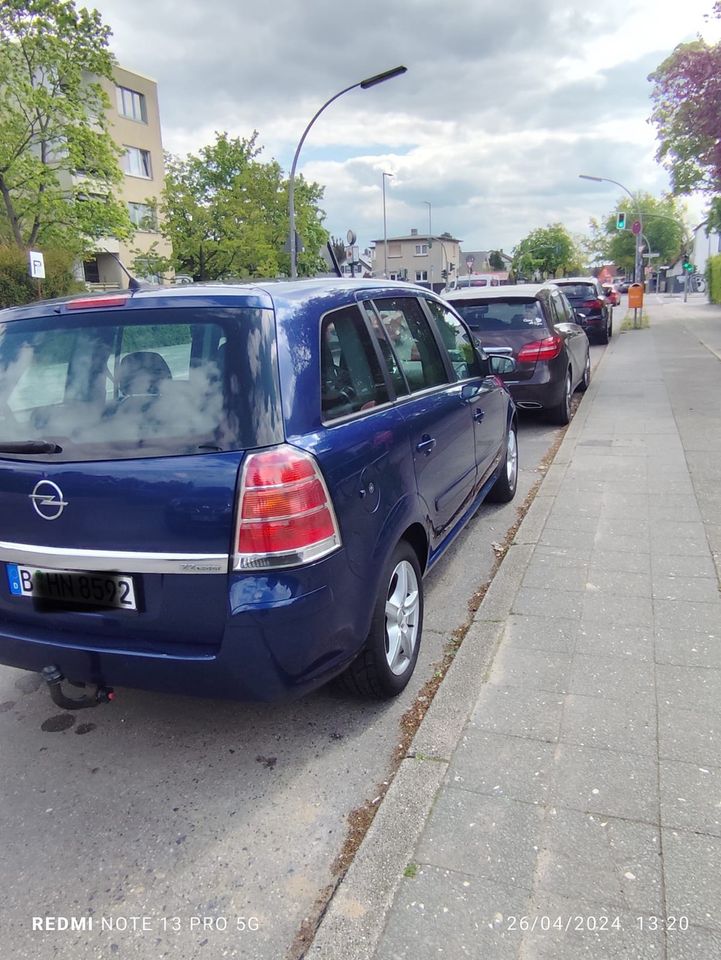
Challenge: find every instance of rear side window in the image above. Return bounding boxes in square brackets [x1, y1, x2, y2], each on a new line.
[320, 306, 389, 422]
[555, 283, 595, 299]
[451, 299, 545, 331]
[0, 306, 283, 461]
[423, 300, 481, 380]
[372, 297, 448, 393]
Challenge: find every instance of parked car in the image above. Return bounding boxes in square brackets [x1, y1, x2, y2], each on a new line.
[446, 274, 502, 291]
[549, 277, 613, 344]
[443, 283, 590, 425]
[618, 279, 631, 294]
[0, 280, 517, 705]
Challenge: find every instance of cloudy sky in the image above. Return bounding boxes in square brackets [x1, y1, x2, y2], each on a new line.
[93, 0, 721, 255]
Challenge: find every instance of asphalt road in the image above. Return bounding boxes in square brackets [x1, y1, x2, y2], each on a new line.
[0, 344, 606, 960]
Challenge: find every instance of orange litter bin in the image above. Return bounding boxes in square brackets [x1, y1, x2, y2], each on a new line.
[628, 283, 644, 309]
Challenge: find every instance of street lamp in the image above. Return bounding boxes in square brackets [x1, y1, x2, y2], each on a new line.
[382, 172, 394, 278]
[578, 174, 643, 285]
[288, 65, 407, 279]
[423, 201, 432, 286]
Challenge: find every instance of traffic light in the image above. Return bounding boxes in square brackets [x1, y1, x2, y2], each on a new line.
[683, 259, 694, 273]
[441, 269, 448, 280]
[616, 211, 626, 230]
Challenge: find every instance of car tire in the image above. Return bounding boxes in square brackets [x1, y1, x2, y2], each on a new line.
[608, 315, 613, 339]
[550, 371, 572, 425]
[340, 541, 423, 699]
[598, 322, 609, 345]
[487, 420, 518, 503]
[577, 352, 591, 392]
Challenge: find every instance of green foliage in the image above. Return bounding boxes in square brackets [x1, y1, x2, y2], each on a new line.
[488, 249, 504, 270]
[511, 224, 583, 279]
[330, 235, 347, 264]
[0, 243, 83, 307]
[707, 254, 721, 304]
[601, 193, 687, 273]
[0, 0, 132, 254]
[161, 132, 329, 280]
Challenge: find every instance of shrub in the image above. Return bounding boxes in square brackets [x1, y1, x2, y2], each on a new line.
[0, 246, 84, 309]
[707, 254, 721, 304]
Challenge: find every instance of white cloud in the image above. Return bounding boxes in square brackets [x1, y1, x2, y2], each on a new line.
[93, 0, 721, 253]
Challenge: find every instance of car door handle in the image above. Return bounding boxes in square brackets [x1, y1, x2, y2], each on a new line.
[473, 408, 485, 422]
[416, 435, 436, 456]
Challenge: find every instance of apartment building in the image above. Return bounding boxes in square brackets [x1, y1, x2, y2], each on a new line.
[82, 64, 171, 286]
[372, 229, 462, 291]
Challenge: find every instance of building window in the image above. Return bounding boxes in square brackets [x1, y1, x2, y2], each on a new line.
[415, 243, 428, 256]
[122, 146, 152, 179]
[117, 86, 147, 122]
[128, 202, 157, 230]
[415, 270, 428, 282]
[388, 242, 402, 258]
[389, 272, 401, 281]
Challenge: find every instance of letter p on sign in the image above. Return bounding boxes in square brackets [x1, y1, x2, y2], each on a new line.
[29, 251, 46, 279]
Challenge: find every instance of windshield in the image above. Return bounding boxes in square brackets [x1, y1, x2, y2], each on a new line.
[554, 283, 596, 299]
[0, 306, 283, 461]
[451, 298, 545, 331]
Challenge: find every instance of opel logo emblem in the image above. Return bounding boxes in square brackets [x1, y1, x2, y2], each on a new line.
[29, 480, 68, 521]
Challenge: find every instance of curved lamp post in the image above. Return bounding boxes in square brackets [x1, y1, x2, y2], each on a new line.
[382, 172, 394, 277]
[288, 66, 407, 278]
[579, 174, 643, 284]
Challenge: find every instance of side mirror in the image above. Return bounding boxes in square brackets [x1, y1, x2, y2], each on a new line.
[489, 355, 516, 376]
[574, 309, 587, 322]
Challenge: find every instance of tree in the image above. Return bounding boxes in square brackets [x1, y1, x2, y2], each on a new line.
[0, 0, 131, 253]
[330, 235, 347, 265]
[511, 224, 582, 279]
[488, 249, 504, 270]
[161, 132, 329, 281]
[602, 193, 687, 274]
[648, 3, 721, 225]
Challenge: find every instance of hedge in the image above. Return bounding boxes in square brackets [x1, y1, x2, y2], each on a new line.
[0, 246, 84, 309]
[708, 254, 721, 305]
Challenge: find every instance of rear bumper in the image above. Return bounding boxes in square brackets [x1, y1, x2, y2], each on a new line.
[0, 551, 369, 702]
[503, 362, 567, 410]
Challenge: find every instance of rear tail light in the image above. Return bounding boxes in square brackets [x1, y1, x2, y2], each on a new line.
[517, 335, 563, 363]
[233, 444, 341, 570]
[581, 299, 604, 310]
[67, 295, 128, 310]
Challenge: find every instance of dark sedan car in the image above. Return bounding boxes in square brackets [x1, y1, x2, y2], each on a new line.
[443, 283, 590, 425]
[550, 277, 613, 344]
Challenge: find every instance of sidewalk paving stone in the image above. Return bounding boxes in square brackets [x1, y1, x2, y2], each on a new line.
[656, 663, 721, 717]
[550, 744, 659, 822]
[653, 598, 721, 636]
[490, 646, 572, 694]
[652, 575, 720, 603]
[574, 621, 654, 661]
[666, 924, 721, 960]
[662, 829, 721, 931]
[585, 568, 652, 598]
[511, 587, 585, 621]
[534, 807, 663, 913]
[654, 627, 721, 670]
[500, 614, 577, 656]
[651, 553, 718, 579]
[590, 549, 652, 575]
[560, 694, 657, 757]
[659, 760, 721, 837]
[374, 865, 531, 960]
[582, 593, 653, 627]
[517, 894, 664, 959]
[658, 703, 721, 768]
[567, 654, 655, 703]
[470, 685, 564, 743]
[415, 788, 545, 890]
[447, 730, 555, 805]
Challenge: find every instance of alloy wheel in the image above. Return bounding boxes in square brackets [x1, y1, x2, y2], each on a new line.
[384, 560, 420, 676]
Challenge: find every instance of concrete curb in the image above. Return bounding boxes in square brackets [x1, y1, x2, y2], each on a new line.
[307, 338, 617, 960]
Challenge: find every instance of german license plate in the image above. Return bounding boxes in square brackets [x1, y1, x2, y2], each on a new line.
[6, 564, 137, 611]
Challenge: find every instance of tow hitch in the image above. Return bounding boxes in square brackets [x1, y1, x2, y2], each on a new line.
[41, 665, 115, 710]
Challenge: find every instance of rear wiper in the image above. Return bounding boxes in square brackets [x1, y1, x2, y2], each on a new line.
[0, 440, 63, 454]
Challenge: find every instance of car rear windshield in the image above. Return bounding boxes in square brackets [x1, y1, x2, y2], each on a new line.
[0, 306, 283, 461]
[451, 299, 545, 331]
[554, 283, 595, 299]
